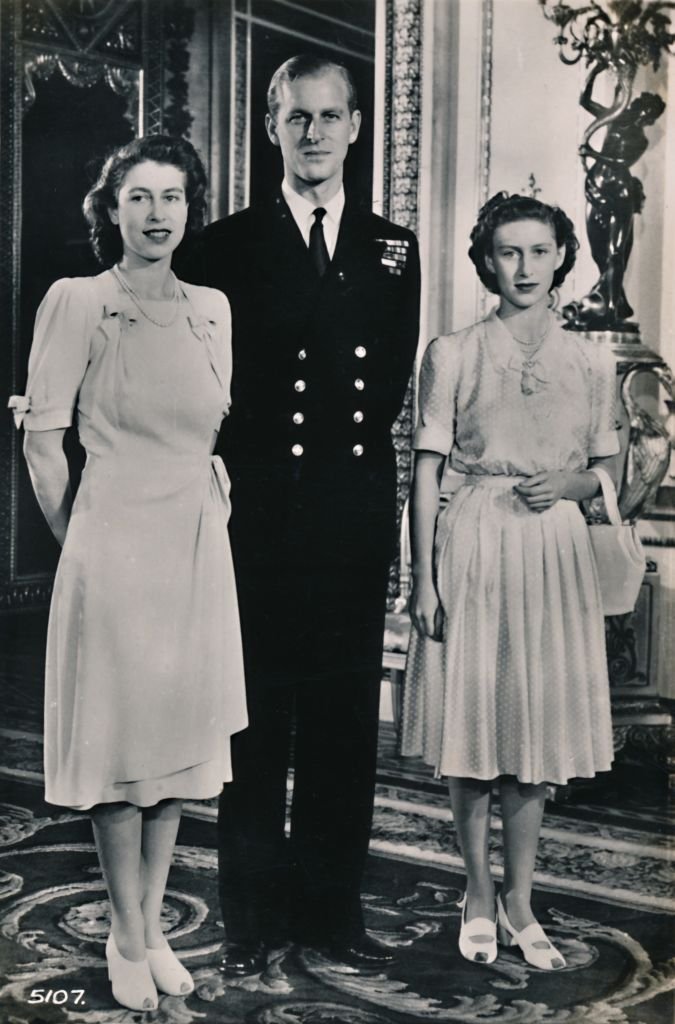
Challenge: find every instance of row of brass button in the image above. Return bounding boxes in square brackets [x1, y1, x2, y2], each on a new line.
[294, 379, 365, 392]
[292, 410, 363, 425]
[292, 346, 367, 456]
[292, 444, 364, 457]
[297, 347, 367, 360]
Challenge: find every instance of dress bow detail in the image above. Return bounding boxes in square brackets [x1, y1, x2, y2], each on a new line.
[8, 395, 31, 429]
[101, 304, 137, 336]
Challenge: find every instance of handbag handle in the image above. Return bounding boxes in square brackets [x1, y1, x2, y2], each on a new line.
[588, 465, 622, 526]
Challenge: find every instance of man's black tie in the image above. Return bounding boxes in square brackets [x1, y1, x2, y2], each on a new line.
[309, 207, 330, 277]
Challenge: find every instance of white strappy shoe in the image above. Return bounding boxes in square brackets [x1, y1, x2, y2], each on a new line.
[496, 895, 566, 970]
[457, 893, 498, 964]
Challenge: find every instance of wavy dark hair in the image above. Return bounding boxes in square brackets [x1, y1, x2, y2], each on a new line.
[468, 192, 579, 294]
[267, 53, 359, 120]
[83, 135, 208, 267]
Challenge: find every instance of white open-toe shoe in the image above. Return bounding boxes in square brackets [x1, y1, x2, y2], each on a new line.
[457, 893, 498, 965]
[106, 933, 158, 1011]
[146, 939, 195, 996]
[497, 895, 566, 970]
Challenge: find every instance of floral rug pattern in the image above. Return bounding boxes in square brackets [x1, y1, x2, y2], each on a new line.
[0, 785, 673, 1024]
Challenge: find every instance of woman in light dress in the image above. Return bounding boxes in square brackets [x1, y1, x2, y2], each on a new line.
[10, 136, 247, 1011]
[401, 193, 619, 970]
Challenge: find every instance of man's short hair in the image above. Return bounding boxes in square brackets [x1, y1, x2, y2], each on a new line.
[267, 54, 359, 121]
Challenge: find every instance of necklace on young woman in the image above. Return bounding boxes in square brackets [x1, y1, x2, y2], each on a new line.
[112, 264, 181, 328]
[505, 319, 551, 396]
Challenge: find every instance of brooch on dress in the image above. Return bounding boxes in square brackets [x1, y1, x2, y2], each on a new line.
[506, 354, 551, 396]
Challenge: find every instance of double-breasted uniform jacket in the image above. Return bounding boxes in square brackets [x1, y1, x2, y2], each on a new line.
[189, 192, 420, 576]
[183, 190, 420, 946]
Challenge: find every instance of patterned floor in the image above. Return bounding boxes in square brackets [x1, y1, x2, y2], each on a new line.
[0, 611, 674, 1022]
[0, 777, 673, 1024]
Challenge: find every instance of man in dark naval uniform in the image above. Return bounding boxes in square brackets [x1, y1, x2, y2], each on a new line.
[187, 54, 420, 971]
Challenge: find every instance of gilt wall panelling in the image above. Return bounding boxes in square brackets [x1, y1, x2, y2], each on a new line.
[384, 0, 421, 603]
[0, 0, 194, 609]
[232, 0, 251, 213]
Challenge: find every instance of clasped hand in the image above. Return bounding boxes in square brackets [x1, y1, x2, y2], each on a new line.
[514, 471, 570, 512]
[410, 580, 444, 641]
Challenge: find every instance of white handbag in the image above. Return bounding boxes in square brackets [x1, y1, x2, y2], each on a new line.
[587, 466, 646, 617]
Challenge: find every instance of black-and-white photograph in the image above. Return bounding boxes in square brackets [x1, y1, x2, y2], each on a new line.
[0, 0, 673, 1021]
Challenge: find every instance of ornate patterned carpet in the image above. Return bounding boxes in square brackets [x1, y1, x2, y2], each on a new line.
[1, 611, 674, 1023]
[0, 777, 673, 1024]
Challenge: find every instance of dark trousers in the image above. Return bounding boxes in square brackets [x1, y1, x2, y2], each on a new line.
[217, 563, 388, 946]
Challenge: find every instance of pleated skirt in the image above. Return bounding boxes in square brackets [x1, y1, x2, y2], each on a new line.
[400, 478, 614, 785]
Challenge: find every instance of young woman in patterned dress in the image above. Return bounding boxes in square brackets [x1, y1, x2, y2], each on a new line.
[401, 193, 619, 970]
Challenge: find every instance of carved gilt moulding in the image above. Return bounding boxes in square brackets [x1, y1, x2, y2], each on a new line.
[386, 0, 422, 603]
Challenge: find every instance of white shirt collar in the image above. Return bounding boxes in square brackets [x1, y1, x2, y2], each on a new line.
[281, 180, 345, 257]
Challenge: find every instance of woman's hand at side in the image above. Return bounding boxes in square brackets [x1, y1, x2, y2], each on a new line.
[410, 578, 444, 641]
[23, 429, 72, 547]
[409, 449, 446, 641]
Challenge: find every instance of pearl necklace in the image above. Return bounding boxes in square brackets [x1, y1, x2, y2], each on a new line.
[112, 265, 181, 328]
[509, 322, 550, 349]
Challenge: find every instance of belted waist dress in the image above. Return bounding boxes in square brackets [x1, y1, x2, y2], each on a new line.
[400, 310, 620, 785]
[10, 271, 247, 809]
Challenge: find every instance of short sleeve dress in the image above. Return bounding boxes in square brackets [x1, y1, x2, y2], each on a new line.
[400, 309, 620, 785]
[9, 270, 248, 810]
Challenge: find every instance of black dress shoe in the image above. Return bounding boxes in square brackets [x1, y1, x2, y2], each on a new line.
[318, 934, 395, 967]
[220, 943, 267, 976]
